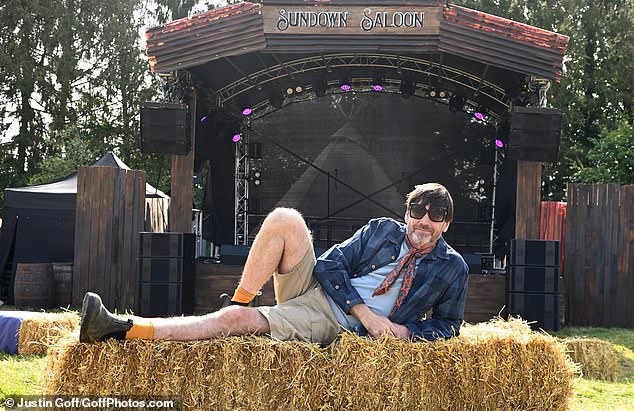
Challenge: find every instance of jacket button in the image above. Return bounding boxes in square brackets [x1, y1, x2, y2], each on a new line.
[345, 299, 351, 305]
[391, 256, 396, 260]
[334, 285, 340, 290]
[371, 264, 376, 269]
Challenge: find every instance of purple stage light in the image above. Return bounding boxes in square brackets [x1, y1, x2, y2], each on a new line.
[242, 108, 253, 116]
[474, 111, 485, 120]
[232, 133, 242, 142]
[200, 115, 208, 123]
[372, 85, 383, 91]
[495, 139, 504, 148]
[340, 84, 351, 91]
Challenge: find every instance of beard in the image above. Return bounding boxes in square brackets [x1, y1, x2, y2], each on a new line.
[406, 224, 439, 249]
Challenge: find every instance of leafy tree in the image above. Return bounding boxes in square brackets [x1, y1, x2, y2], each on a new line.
[572, 121, 634, 184]
[0, 0, 167, 213]
[455, 0, 634, 199]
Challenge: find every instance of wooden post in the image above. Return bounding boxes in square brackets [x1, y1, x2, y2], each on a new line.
[515, 161, 541, 239]
[169, 88, 197, 233]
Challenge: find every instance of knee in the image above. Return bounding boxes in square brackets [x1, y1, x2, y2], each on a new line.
[221, 306, 265, 326]
[262, 208, 306, 233]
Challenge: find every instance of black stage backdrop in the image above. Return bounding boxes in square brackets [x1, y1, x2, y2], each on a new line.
[243, 93, 495, 252]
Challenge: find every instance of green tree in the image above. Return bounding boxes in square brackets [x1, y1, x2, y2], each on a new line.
[572, 121, 634, 184]
[0, 0, 167, 213]
[455, 0, 634, 199]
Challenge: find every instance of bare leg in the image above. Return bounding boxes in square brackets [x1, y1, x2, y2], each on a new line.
[151, 306, 269, 341]
[144, 208, 311, 341]
[237, 207, 312, 294]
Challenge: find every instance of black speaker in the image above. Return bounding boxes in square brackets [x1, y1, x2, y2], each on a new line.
[508, 266, 559, 293]
[139, 257, 194, 283]
[508, 292, 559, 331]
[510, 240, 560, 267]
[509, 107, 562, 163]
[220, 244, 250, 265]
[138, 282, 194, 317]
[140, 102, 191, 155]
[139, 232, 196, 259]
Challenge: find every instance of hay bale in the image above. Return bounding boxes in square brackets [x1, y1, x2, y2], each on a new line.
[329, 318, 576, 410]
[43, 318, 576, 410]
[18, 312, 79, 355]
[562, 337, 618, 381]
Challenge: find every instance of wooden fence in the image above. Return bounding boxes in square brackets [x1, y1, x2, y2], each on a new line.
[564, 183, 634, 327]
[73, 166, 146, 311]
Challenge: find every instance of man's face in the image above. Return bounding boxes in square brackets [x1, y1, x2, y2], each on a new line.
[404, 200, 450, 249]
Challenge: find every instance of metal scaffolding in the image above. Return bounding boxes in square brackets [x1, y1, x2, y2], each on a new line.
[234, 123, 250, 245]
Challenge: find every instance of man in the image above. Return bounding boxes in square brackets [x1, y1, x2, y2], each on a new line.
[80, 183, 468, 344]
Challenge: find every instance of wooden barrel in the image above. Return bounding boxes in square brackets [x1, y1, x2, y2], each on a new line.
[14, 263, 55, 309]
[52, 262, 73, 307]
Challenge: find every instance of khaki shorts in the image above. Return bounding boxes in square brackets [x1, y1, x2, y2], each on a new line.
[255, 245, 341, 344]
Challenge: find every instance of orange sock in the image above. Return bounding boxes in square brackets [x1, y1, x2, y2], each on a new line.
[232, 286, 256, 304]
[125, 322, 155, 340]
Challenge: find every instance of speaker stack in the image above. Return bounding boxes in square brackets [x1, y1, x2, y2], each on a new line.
[138, 232, 196, 317]
[507, 239, 560, 331]
[509, 107, 562, 163]
[140, 102, 191, 155]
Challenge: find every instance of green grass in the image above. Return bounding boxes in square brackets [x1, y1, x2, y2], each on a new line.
[553, 327, 634, 411]
[0, 324, 633, 409]
[0, 353, 47, 397]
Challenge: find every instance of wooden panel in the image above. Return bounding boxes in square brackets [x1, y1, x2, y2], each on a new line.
[169, 89, 196, 233]
[194, 263, 275, 313]
[564, 183, 634, 327]
[515, 161, 541, 239]
[463, 274, 506, 323]
[73, 166, 145, 311]
[262, 5, 443, 35]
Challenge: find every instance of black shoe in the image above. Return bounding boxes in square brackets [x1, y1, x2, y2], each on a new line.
[79, 292, 133, 343]
[219, 292, 261, 308]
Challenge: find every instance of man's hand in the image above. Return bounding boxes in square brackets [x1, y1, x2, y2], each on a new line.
[350, 304, 411, 340]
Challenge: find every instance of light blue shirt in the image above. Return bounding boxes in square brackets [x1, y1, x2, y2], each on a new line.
[325, 241, 417, 331]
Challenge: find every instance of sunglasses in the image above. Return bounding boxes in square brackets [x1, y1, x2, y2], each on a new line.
[409, 204, 447, 222]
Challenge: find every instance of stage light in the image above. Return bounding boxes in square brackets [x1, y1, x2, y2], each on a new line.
[372, 75, 384, 91]
[449, 94, 466, 113]
[200, 115, 208, 123]
[286, 87, 294, 95]
[253, 170, 262, 186]
[428, 89, 446, 98]
[232, 133, 242, 142]
[399, 80, 415, 98]
[495, 139, 505, 148]
[295, 86, 303, 93]
[242, 108, 252, 116]
[474, 105, 487, 120]
[339, 77, 352, 91]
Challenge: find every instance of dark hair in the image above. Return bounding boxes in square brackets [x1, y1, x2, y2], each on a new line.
[405, 183, 454, 222]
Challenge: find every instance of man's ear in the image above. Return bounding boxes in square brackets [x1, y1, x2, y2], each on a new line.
[442, 222, 451, 233]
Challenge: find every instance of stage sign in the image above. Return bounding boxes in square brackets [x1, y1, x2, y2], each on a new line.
[262, 5, 443, 35]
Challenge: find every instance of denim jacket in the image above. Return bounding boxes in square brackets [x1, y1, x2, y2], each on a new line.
[314, 217, 469, 341]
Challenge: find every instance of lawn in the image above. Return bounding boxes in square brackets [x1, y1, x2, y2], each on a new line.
[0, 324, 633, 410]
[554, 327, 634, 411]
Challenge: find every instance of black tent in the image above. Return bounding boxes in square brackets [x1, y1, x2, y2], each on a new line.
[0, 152, 167, 304]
